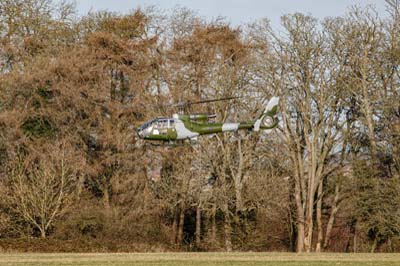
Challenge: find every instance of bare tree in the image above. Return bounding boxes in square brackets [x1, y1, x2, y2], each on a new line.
[7, 146, 76, 238]
[259, 14, 346, 252]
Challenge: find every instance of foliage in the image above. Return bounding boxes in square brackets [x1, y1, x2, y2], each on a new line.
[353, 161, 400, 252]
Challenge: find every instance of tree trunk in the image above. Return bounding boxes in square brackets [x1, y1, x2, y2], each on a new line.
[371, 237, 377, 253]
[316, 180, 323, 252]
[304, 139, 317, 253]
[234, 183, 243, 213]
[287, 204, 296, 252]
[195, 206, 201, 247]
[224, 220, 232, 252]
[177, 207, 185, 246]
[296, 219, 305, 252]
[323, 185, 340, 249]
[211, 204, 217, 246]
[234, 138, 243, 212]
[40, 228, 46, 238]
[304, 214, 314, 253]
[172, 208, 178, 245]
[353, 225, 357, 253]
[76, 173, 85, 200]
[294, 176, 305, 253]
[223, 204, 232, 252]
[360, 48, 377, 159]
[103, 183, 111, 213]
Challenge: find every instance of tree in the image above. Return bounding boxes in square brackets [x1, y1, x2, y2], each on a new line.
[0, 0, 76, 72]
[353, 160, 400, 252]
[6, 144, 77, 238]
[262, 14, 345, 252]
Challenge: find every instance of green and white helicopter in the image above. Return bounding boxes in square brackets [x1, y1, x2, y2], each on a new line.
[136, 96, 279, 143]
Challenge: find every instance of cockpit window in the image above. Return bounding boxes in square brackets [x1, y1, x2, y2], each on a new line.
[138, 119, 157, 131]
[157, 119, 168, 128]
[139, 118, 174, 132]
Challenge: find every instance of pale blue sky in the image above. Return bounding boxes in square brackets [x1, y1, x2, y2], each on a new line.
[72, 0, 387, 29]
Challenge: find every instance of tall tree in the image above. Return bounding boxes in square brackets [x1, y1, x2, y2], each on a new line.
[265, 14, 345, 252]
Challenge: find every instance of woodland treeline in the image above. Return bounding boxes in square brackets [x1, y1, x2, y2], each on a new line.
[0, 0, 399, 253]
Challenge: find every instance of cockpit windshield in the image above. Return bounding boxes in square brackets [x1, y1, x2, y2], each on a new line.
[138, 119, 157, 131]
[137, 118, 176, 139]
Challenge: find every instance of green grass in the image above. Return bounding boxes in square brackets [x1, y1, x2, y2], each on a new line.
[1, 253, 400, 266]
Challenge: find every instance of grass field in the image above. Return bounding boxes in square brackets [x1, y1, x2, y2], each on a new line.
[1, 253, 400, 266]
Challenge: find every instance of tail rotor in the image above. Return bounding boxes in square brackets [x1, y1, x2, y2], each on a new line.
[254, 96, 279, 131]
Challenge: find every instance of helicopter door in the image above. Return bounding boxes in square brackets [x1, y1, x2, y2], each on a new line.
[157, 119, 168, 136]
[167, 119, 177, 140]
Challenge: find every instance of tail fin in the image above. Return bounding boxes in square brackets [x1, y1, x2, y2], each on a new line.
[254, 96, 279, 131]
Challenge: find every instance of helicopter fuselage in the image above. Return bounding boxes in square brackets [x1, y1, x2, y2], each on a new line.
[137, 114, 275, 141]
[136, 96, 280, 142]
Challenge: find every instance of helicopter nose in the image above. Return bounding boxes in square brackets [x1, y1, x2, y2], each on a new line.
[136, 128, 144, 139]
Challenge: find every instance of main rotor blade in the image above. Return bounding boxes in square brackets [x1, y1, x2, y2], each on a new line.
[188, 96, 241, 105]
[154, 96, 241, 109]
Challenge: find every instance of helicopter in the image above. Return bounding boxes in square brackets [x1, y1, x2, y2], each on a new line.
[136, 96, 279, 143]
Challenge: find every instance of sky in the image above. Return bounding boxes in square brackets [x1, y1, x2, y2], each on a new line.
[72, 0, 388, 30]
